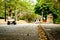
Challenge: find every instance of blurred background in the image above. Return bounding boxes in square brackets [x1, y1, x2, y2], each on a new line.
[0, 0, 60, 24]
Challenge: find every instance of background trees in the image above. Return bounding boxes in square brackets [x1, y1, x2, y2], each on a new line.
[0, 0, 39, 22]
[0, 0, 60, 23]
[34, 0, 60, 23]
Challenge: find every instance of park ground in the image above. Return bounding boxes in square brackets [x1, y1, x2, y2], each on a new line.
[0, 19, 28, 24]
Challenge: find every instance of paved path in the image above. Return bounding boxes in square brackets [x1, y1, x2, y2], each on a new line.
[0, 24, 39, 40]
[41, 24, 60, 40]
[0, 23, 60, 40]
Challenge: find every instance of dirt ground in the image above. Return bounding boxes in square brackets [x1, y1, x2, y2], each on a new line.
[0, 19, 27, 24]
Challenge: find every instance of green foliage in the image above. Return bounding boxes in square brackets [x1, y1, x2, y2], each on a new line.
[34, 0, 60, 23]
[55, 16, 60, 24]
[19, 15, 25, 20]
[0, 0, 34, 19]
[35, 4, 50, 17]
[19, 13, 40, 22]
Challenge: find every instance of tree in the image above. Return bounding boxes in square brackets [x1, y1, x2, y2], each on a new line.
[34, 0, 60, 23]
[35, 4, 50, 17]
[0, 0, 34, 18]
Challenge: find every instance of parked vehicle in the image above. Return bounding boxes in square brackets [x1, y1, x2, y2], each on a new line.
[7, 16, 16, 25]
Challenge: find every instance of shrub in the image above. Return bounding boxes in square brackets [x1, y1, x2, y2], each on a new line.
[19, 13, 40, 22]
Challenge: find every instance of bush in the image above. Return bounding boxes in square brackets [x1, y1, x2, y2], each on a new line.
[19, 13, 40, 22]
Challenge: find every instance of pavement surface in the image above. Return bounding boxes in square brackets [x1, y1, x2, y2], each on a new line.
[0, 24, 39, 40]
[0, 19, 60, 40]
[41, 24, 60, 40]
[0, 24, 60, 40]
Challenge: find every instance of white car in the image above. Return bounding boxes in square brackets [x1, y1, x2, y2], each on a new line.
[7, 16, 16, 25]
